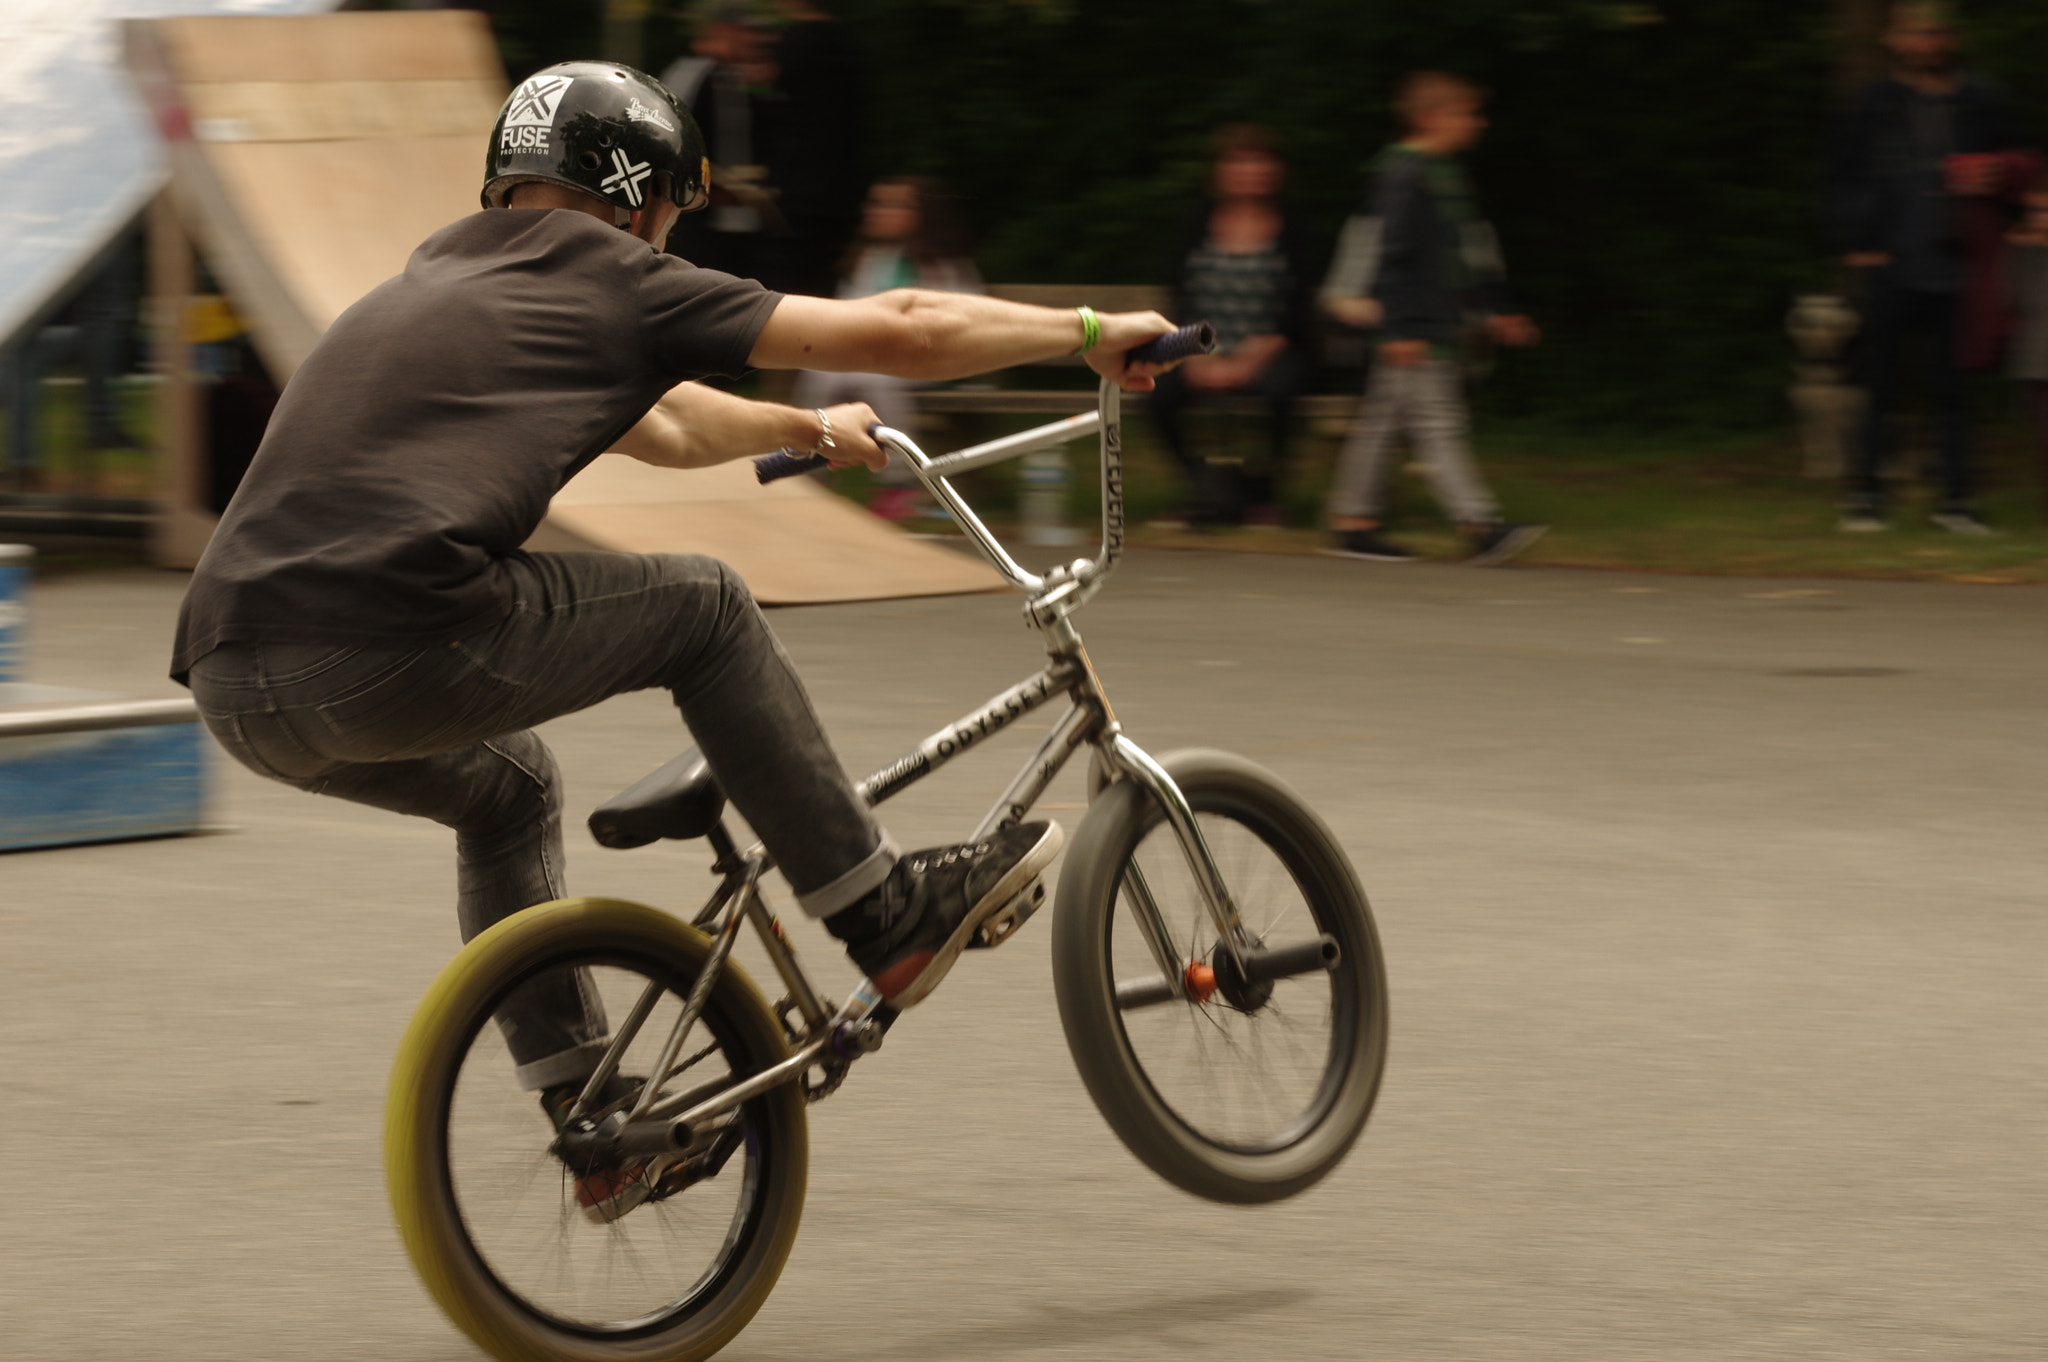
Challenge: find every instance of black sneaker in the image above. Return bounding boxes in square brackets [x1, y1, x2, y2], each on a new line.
[1465, 522, 1547, 565]
[825, 821, 1064, 1008]
[1321, 528, 1417, 561]
[1929, 509, 1995, 536]
[543, 1074, 666, 1224]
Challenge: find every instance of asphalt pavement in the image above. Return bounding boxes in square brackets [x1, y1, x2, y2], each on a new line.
[3, 549, 2043, 1361]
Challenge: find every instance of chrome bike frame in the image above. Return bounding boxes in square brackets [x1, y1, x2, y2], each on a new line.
[559, 381, 1254, 1149]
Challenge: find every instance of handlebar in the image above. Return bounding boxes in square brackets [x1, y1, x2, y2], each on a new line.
[753, 450, 827, 483]
[752, 321, 1214, 486]
[1127, 322, 1215, 366]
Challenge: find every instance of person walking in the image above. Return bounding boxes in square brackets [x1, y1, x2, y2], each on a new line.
[1824, 2, 2018, 534]
[1323, 72, 1543, 565]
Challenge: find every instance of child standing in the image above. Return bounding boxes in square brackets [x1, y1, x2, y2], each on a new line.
[1324, 72, 1544, 564]
[2006, 188, 2048, 521]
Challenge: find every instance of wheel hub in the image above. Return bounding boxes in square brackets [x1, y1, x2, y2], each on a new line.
[1210, 941, 1274, 1012]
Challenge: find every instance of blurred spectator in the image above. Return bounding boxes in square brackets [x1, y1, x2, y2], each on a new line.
[793, 176, 982, 519]
[1149, 125, 1314, 528]
[2005, 185, 2048, 520]
[1320, 212, 1384, 333]
[1824, 2, 2017, 535]
[662, 1, 783, 283]
[661, 1, 861, 301]
[1324, 73, 1544, 565]
[756, 1, 864, 299]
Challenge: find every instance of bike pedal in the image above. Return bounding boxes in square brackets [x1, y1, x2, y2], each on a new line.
[970, 879, 1045, 950]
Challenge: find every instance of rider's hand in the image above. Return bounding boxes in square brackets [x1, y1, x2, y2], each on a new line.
[818, 403, 887, 472]
[1085, 310, 1178, 392]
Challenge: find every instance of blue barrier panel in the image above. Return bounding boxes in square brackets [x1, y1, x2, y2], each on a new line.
[0, 545, 27, 684]
[0, 694, 209, 852]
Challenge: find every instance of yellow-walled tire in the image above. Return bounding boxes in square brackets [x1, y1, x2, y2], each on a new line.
[385, 897, 807, 1362]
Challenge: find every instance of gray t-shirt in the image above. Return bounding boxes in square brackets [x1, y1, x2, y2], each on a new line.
[171, 208, 781, 682]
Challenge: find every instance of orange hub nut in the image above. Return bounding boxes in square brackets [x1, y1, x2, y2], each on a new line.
[1182, 961, 1217, 1003]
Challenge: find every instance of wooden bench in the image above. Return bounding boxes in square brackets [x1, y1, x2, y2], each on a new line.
[910, 284, 1359, 422]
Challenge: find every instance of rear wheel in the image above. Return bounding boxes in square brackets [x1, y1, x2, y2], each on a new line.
[386, 897, 807, 1362]
[1052, 750, 1388, 1203]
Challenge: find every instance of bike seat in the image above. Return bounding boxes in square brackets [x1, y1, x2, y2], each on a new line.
[588, 746, 728, 849]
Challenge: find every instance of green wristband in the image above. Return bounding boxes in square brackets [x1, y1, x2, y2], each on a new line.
[1074, 305, 1102, 354]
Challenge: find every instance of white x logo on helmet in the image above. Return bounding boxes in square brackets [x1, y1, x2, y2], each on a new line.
[600, 147, 653, 208]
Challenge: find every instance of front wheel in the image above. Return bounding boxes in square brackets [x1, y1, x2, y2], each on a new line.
[1052, 750, 1388, 1203]
[385, 897, 807, 1362]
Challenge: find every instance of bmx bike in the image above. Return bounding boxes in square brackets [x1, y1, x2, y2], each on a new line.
[384, 327, 1390, 1362]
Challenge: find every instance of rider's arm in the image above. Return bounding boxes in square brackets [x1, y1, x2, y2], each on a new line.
[611, 382, 883, 471]
[748, 292, 1176, 390]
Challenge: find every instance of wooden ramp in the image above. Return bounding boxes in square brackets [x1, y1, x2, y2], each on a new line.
[533, 454, 998, 604]
[125, 10, 998, 602]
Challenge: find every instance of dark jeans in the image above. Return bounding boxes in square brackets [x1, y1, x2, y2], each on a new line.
[1851, 278, 1974, 513]
[1148, 349, 1307, 518]
[189, 551, 893, 1089]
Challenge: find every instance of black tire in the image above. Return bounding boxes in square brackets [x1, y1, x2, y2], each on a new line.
[1052, 750, 1388, 1203]
[386, 898, 807, 1362]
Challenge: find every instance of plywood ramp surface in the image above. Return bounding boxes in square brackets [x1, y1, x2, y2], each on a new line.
[530, 456, 1001, 605]
[202, 136, 483, 336]
[160, 11, 503, 84]
[130, 9, 505, 377]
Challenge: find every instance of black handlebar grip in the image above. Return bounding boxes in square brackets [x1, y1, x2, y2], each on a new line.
[1128, 322, 1217, 366]
[754, 422, 895, 484]
[753, 450, 831, 484]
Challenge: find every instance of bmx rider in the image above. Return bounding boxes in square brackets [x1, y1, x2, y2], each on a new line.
[171, 61, 1176, 1211]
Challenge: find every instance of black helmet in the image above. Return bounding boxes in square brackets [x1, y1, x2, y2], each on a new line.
[483, 61, 709, 215]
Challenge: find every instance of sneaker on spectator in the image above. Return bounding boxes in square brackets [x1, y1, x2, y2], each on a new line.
[1838, 509, 1886, 533]
[1930, 509, 1995, 536]
[1321, 528, 1417, 561]
[1241, 504, 1287, 530]
[1465, 522, 1547, 565]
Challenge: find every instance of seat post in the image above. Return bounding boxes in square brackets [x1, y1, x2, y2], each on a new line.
[706, 821, 741, 873]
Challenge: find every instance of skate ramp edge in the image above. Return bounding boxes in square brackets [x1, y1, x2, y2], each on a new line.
[126, 10, 506, 380]
[527, 454, 1002, 605]
[129, 10, 998, 603]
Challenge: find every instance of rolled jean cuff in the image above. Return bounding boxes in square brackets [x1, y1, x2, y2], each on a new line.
[511, 1037, 616, 1093]
[796, 836, 898, 918]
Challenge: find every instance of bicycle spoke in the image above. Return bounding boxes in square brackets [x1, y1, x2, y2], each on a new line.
[1110, 809, 1339, 1151]
[444, 962, 757, 1331]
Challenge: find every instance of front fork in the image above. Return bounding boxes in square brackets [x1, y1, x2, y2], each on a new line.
[1095, 731, 1253, 1001]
